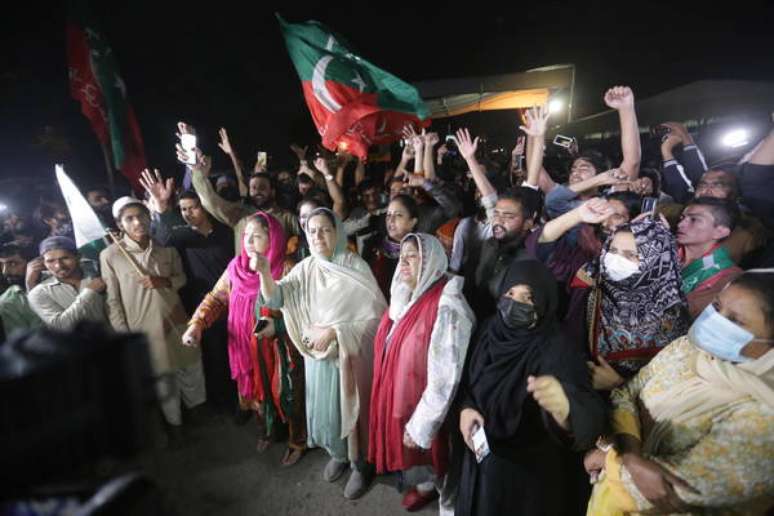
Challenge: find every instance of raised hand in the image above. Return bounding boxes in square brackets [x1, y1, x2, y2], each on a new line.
[139, 168, 175, 213]
[603, 86, 635, 111]
[290, 143, 309, 161]
[578, 198, 617, 224]
[455, 128, 479, 161]
[512, 135, 526, 157]
[217, 127, 233, 155]
[175, 121, 196, 139]
[401, 142, 415, 162]
[314, 156, 330, 175]
[519, 105, 550, 138]
[424, 131, 440, 147]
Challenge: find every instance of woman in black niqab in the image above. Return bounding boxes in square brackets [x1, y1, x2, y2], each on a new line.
[455, 260, 607, 516]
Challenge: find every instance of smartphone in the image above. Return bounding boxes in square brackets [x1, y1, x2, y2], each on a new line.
[650, 125, 671, 141]
[256, 151, 268, 169]
[253, 319, 269, 335]
[471, 424, 491, 463]
[180, 133, 197, 165]
[553, 134, 575, 149]
[641, 196, 658, 215]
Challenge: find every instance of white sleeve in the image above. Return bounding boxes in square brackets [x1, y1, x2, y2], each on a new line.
[405, 277, 475, 448]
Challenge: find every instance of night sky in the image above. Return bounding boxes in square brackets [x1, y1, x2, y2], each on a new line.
[3, 1, 774, 193]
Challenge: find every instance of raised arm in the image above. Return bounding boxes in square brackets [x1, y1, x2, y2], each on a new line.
[519, 105, 551, 188]
[456, 128, 497, 199]
[423, 131, 439, 181]
[604, 86, 641, 180]
[539, 198, 616, 243]
[218, 128, 247, 198]
[315, 156, 347, 221]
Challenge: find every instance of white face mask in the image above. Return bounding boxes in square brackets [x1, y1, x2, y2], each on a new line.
[603, 252, 640, 282]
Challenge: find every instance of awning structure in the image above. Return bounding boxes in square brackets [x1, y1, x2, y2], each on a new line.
[414, 64, 575, 120]
[551, 80, 774, 140]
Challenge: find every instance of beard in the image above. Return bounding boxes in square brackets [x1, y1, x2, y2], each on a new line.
[3, 275, 25, 288]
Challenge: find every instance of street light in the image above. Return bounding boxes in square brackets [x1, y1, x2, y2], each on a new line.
[548, 98, 564, 115]
[721, 128, 750, 148]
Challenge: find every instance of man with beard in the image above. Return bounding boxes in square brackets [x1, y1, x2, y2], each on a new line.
[188, 152, 298, 255]
[140, 170, 236, 416]
[0, 243, 42, 338]
[28, 237, 107, 331]
[85, 186, 116, 231]
[463, 190, 540, 321]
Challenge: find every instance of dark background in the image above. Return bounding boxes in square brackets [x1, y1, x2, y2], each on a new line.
[2, 1, 773, 194]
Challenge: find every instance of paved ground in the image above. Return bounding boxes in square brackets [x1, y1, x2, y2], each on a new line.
[131, 411, 437, 516]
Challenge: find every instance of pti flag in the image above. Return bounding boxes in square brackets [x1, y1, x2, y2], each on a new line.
[67, 0, 146, 191]
[278, 15, 430, 160]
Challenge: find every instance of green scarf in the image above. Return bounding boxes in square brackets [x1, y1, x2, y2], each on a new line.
[681, 246, 736, 294]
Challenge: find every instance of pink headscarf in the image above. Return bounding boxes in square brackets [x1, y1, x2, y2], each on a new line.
[226, 212, 287, 399]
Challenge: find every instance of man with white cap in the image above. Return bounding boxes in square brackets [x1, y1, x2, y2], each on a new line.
[28, 236, 107, 331]
[100, 196, 205, 439]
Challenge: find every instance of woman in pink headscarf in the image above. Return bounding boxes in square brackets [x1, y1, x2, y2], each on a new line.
[183, 212, 306, 466]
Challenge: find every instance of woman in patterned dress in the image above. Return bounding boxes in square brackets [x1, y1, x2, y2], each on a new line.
[585, 270, 774, 514]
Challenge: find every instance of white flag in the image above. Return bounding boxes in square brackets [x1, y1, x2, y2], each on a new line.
[55, 164, 107, 249]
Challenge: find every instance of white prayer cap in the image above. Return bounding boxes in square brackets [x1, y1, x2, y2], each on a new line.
[112, 196, 145, 219]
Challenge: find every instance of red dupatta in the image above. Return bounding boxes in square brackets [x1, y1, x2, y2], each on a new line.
[368, 277, 449, 475]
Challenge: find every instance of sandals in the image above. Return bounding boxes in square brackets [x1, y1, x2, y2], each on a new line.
[255, 437, 272, 453]
[280, 447, 305, 467]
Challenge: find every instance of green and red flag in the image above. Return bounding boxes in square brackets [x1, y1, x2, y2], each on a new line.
[67, 0, 146, 191]
[278, 15, 430, 160]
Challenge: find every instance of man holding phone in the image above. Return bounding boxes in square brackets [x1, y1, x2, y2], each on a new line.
[28, 236, 107, 331]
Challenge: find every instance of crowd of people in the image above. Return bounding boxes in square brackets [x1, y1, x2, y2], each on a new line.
[2, 85, 773, 515]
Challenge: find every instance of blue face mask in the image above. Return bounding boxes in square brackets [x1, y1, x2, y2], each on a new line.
[688, 304, 754, 363]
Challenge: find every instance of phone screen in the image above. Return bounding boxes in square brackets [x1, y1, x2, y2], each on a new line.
[553, 134, 574, 149]
[641, 196, 658, 215]
[180, 134, 197, 165]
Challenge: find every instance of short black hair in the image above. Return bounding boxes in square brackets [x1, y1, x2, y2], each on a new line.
[606, 191, 642, 220]
[574, 149, 611, 175]
[248, 172, 276, 190]
[178, 190, 201, 205]
[701, 168, 739, 199]
[497, 188, 539, 221]
[686, 196, 739, 231]
[357, 179, 380, 195]
[0, 243, 34, 261]
[389, 194, 419, 220]
[638, 168, 662, 196]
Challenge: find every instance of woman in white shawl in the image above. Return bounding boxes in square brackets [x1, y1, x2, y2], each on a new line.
[255, 207, 387, 500]
[368, 233, 475, 512]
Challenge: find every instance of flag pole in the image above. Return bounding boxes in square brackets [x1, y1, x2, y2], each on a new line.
[100, 141, 116, 197]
